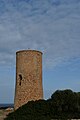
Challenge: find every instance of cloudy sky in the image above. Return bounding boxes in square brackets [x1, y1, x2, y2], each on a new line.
[0, 0, 80, 103]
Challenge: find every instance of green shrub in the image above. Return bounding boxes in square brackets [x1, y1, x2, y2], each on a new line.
[5, 89, 80, 120]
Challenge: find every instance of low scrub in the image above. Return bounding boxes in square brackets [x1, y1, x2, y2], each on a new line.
[5, 89, 80, 120]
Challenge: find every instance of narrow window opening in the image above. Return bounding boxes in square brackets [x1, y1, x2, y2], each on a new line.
[19, 74, 22, 86]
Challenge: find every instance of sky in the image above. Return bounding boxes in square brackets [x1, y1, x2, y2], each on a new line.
[0, 0, 80, 103]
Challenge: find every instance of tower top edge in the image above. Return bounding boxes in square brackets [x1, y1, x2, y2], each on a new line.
[16, 50, 43, 54]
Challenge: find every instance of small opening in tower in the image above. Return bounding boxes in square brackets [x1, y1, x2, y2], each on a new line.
[19, 74, 22, 86]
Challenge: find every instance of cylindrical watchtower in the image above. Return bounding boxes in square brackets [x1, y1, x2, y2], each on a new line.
[14, 50, 43, 110]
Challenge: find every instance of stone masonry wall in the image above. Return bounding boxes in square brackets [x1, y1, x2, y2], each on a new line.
[14, 50, 43, 110]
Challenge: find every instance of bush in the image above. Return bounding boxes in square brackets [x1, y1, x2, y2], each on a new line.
[5, 89, 80, 120]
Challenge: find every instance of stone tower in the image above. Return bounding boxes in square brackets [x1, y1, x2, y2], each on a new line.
[14, 50, 43, 110]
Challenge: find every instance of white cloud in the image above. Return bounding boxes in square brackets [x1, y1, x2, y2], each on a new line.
[0, 0, 80, 68]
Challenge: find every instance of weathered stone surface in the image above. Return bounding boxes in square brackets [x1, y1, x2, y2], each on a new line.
[14, 50, 43, 110]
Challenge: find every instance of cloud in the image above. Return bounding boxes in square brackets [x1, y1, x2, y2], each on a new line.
[0, 0, 80, 67]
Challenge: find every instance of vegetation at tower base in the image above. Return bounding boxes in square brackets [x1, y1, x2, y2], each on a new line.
[5, 89, 80, 120]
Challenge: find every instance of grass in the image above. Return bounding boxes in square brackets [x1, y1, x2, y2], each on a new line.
[0, 110, 4, 116]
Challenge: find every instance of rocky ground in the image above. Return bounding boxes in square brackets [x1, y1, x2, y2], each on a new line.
[0, 108, 13, 120]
